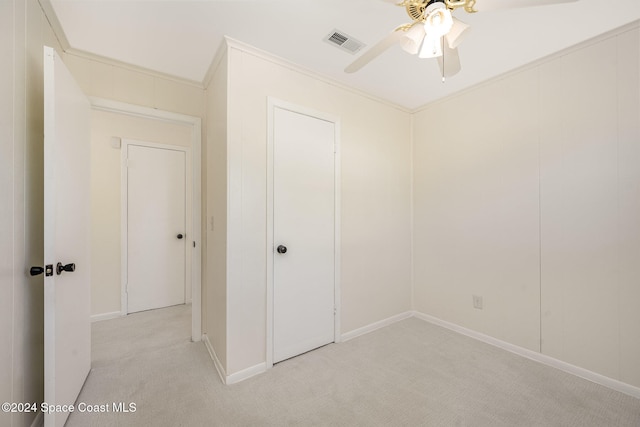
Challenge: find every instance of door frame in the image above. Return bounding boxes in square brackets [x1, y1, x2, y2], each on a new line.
[90, 97, 202, 342]
[265, 97, 341, 369]
[121, 140, 191, 312]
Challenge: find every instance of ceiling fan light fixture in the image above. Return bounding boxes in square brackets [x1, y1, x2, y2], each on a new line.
[445, 17, 470, 49]
[401, 24, 426, 55]
[423, 2, 453, 38]
[419, 35, 443, 59]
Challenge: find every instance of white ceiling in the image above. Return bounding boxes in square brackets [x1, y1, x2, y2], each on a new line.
[49, 0, 640, 110]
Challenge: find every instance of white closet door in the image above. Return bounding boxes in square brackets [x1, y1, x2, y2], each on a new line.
[273, 107, 336, 363]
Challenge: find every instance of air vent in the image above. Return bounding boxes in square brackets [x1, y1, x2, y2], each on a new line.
[323, 29, 365, 54]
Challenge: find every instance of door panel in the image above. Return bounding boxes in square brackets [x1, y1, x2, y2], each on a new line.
[273, 107, 335, 363]
[126, 144, 186, 313]
[43, 46, 91, 427]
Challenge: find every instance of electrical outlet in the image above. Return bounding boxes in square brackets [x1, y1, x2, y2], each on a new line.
[472, 295, 483, 310]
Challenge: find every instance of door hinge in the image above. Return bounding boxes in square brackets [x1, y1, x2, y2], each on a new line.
[334, 307, 337, 315]
[193, 241, 196, 248]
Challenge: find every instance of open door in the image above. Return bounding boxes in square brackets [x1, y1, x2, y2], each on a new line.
[41, 46, 91, 427]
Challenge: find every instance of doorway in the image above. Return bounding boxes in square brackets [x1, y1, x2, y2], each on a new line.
[90, 98, 202, 341]
[266, 99, 341, 366]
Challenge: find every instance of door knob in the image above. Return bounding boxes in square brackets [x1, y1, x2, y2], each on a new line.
[56, 262, 76, 275]
[30, 266, 44, 276]
[276, 245, 287, 254]
[177, 233, 184, 239]
[30, 265, 53, 277]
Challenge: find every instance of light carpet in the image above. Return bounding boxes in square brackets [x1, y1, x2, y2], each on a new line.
[66, 305, 640, 426]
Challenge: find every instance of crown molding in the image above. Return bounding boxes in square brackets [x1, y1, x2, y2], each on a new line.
[38, 0, 204, 89]
[64, 48, 204, 89]
[38, 0, 70, 51]
[202, 39, 228, 89]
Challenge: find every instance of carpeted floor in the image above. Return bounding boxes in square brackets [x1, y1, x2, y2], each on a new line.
[66, 305, 640, 426]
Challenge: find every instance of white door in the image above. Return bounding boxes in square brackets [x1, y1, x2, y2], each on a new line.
[273, 107, 336, 363]
[42, 46, 91, 427]
[126, 143, 186, 313]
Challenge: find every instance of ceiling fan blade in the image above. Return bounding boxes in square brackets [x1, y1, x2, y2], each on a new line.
[437, 44, 461, 78]
[344, 29, 407, 73]
[474, 0, 579, 12]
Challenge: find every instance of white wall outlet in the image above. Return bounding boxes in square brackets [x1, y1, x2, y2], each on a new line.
[472, 295, 483, 310]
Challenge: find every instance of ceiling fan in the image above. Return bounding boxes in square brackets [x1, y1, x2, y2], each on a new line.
[345, 0, 579, 78]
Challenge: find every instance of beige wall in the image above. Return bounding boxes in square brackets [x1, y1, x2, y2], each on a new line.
[413, 68, 541, 351]
[412, 24, 640, 387]
[613, 30, 640, 387]
[1, 0, 62, 425]
[204, 51, 228, 369]
[538, 28, 640, 385]
[90, 110, 196, 317]
[214, 43, 413, 375]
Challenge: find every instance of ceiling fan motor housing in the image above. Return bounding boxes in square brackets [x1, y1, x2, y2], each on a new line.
[406, 0, 429, 21]
[407, 0, 447, 22]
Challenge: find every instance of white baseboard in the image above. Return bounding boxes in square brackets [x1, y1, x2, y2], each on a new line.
[90, 311, 122, 323]
[341, 311, 413, 342]
[203, 333, 227, 385]
[209, 311, 411, 385]
[203, 311, 640, 398]
[202, 334, 265, 385]
[30, 411, 43, 427]
[226, 363, 267, 385]
[412, 311, 640, 400]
